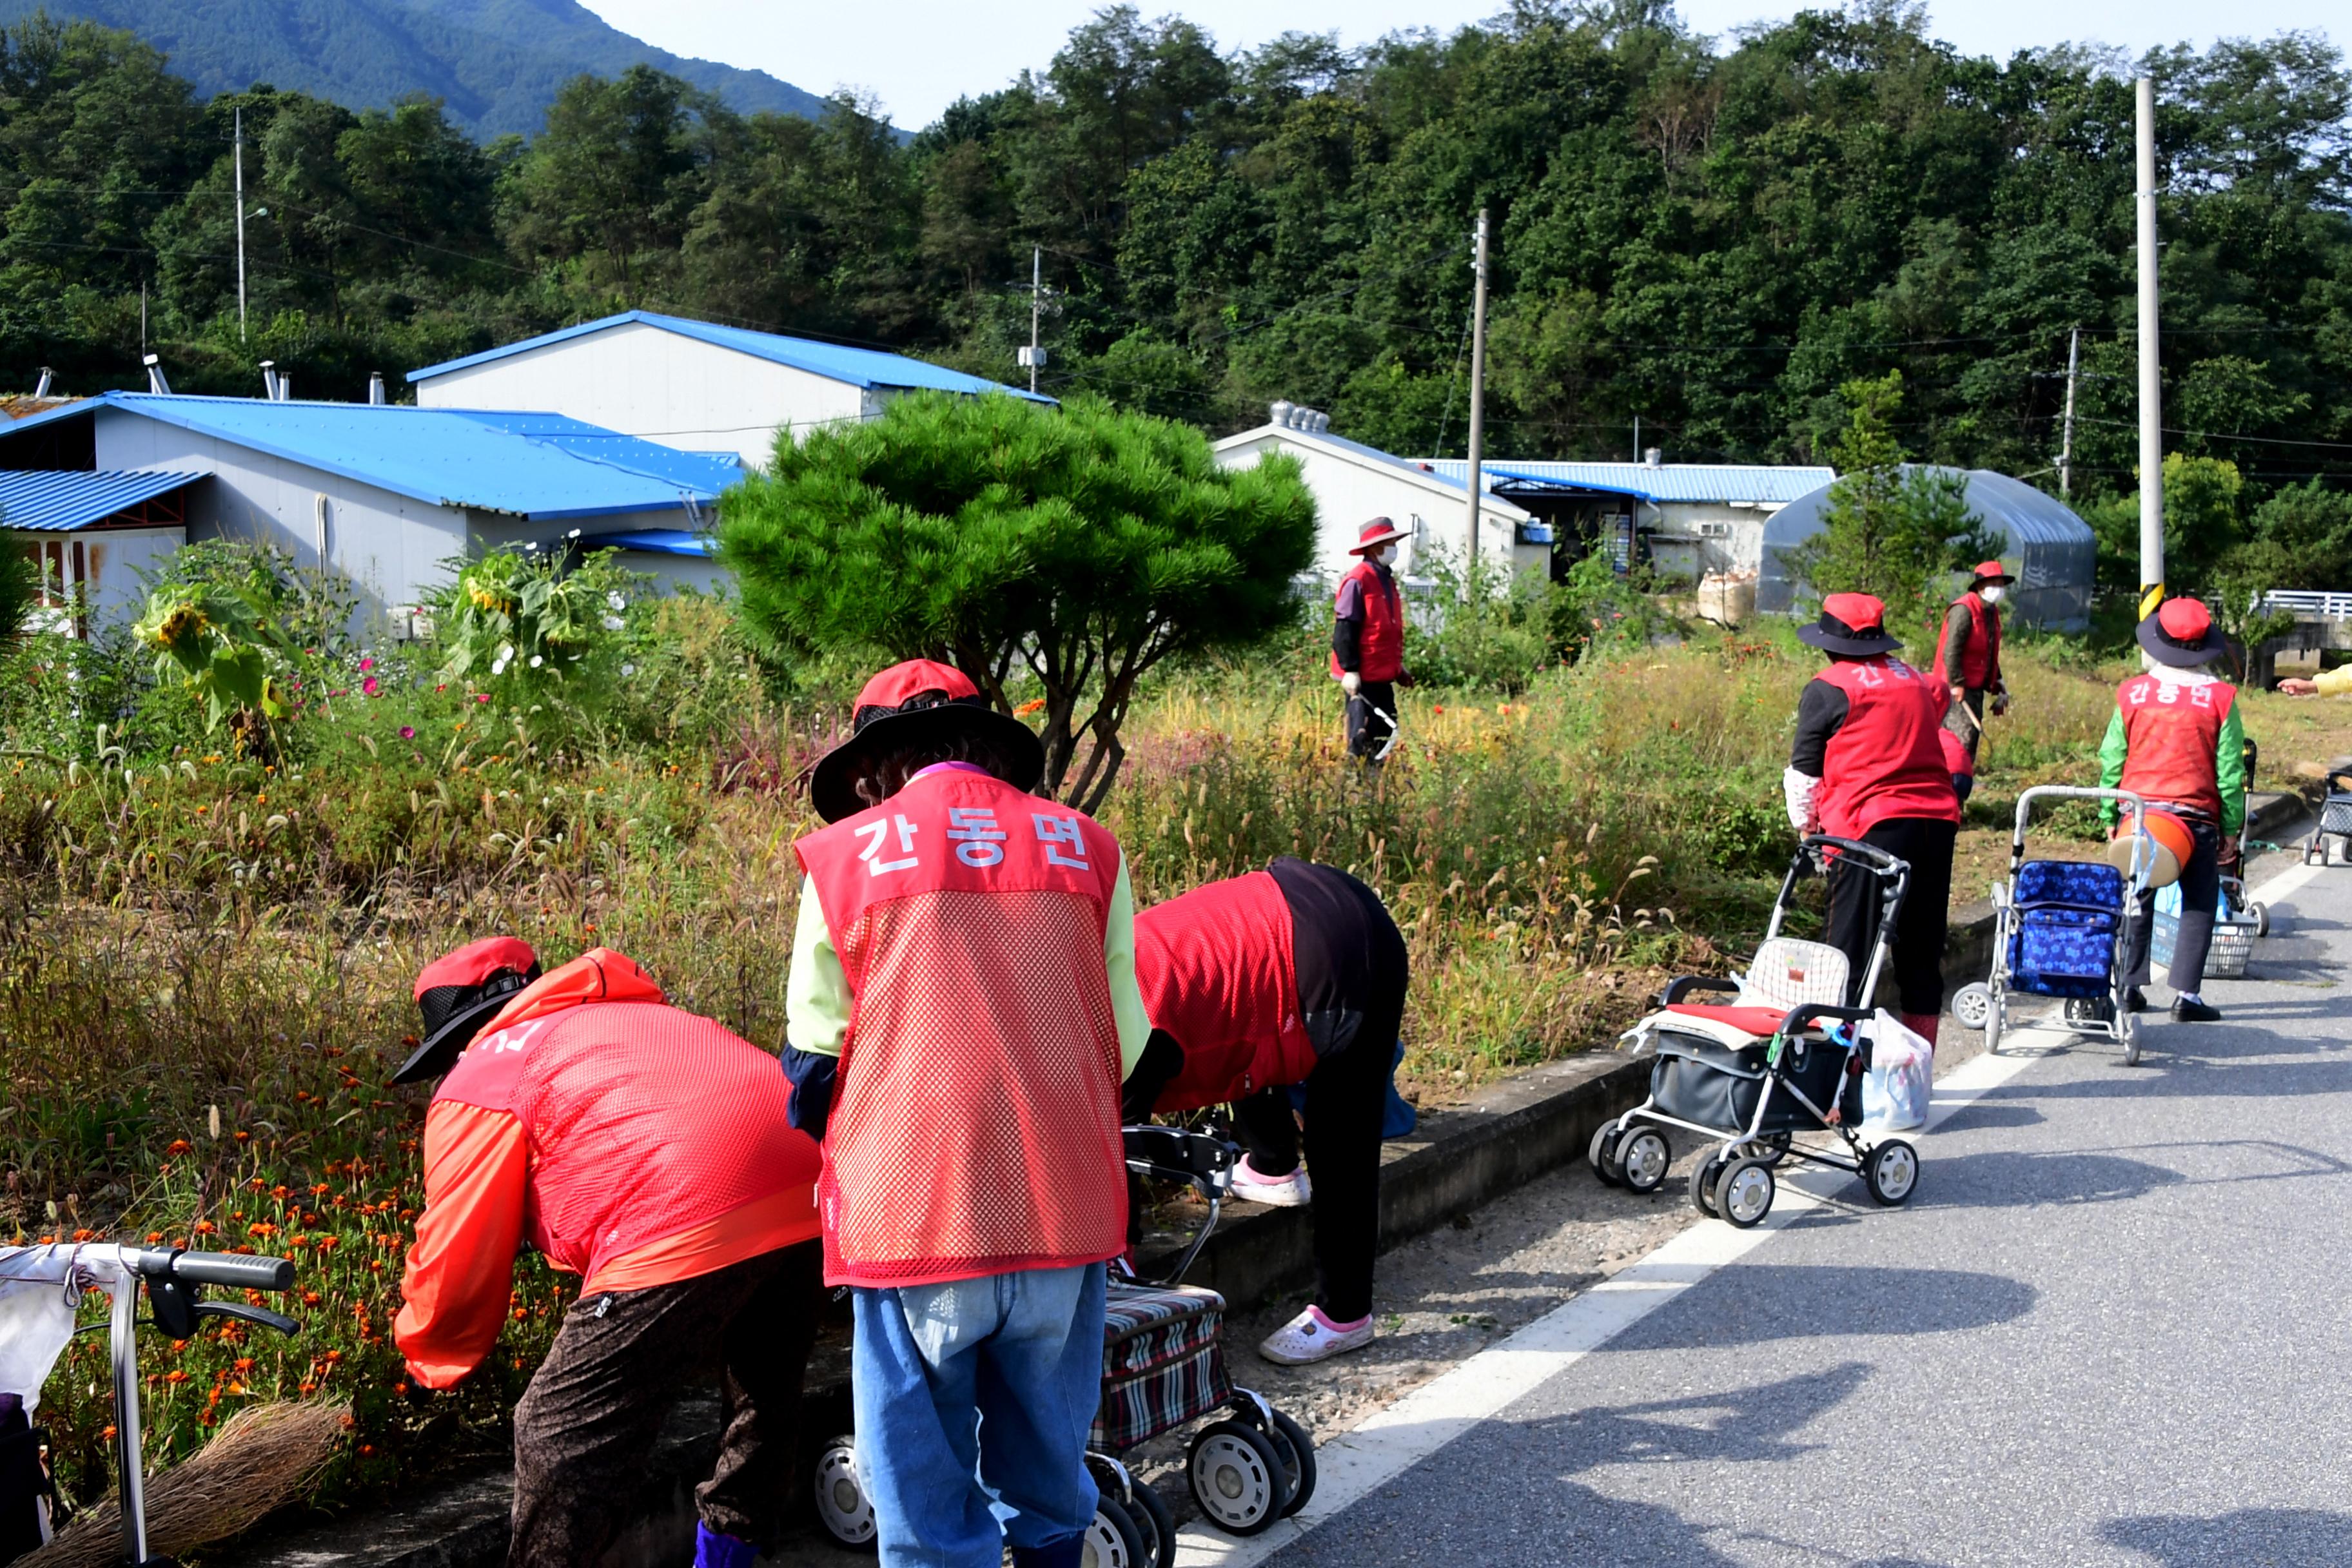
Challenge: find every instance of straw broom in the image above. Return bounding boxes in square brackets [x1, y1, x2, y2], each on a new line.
[25, 1399, 350, 1567]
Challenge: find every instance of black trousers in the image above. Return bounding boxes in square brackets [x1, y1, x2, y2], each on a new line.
[2118, 815, 2223, 992]
[508, 1242, 823, 1567]
[1345, 681, 1398, 763]
[1825, 817, 1955, 1017]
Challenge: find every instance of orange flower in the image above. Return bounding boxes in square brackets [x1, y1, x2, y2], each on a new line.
[70, 1229, 94, 1242]
[233, 1358, 255, 1374]
[164, 1140, 193, 1157]
[145, 1232, 164, 1244]
[101, 1426, 117, 1441]
[191, 1221, 216, 1237]
[299, 1380, 317, 1395]
[165, 1371, 190, 1386]
[1014, 698, 1047, 716]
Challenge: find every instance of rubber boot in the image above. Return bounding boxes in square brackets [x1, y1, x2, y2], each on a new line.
[1899, 1013, 1940, 1052]
[694, 1523, 759, 1568]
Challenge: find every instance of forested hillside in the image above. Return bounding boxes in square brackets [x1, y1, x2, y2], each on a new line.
[0, 0, 827, 136]
[0, 3, 2346, 550]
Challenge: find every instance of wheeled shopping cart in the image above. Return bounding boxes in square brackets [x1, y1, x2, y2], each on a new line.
[2304, 765, 2352, 870]
[808, 1127, 1315, 1567]
[2222, 737, 2270, 936]
[1589, 836, 1922, 1228]
[0, 1242, 300, 1567]
[1950, 785, 2157, 1065]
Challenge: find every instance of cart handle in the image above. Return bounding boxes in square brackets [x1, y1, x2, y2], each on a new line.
[1801, 834, 1906, 875]
[2008, 785, 2151, 883]
[1661, 975, 1741, 1005]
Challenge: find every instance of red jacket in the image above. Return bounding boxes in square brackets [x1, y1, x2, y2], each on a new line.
[795, 769, 1128, 1289]
[1135, 871, 1315, 1112]
[1936, 591, 2003, 691]
[1813, 657, 1962, 837]
[1331, 558, 1404, 683]
[2113, 672, 2237, 821]
[394, 950, 821, 1389]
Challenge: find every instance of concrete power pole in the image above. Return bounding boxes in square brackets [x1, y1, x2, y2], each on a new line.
[1465, 208, 1490, 577]
[1018, 246, 1046, 395]
[235, 107, 248, 342]
[2135, 77, 2164, 615]
[2059, 324, 2081, 502]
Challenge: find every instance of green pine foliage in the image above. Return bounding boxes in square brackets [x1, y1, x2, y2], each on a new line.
[716, 391, 1315, 810]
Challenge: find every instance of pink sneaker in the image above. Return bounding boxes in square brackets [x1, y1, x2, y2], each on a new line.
[1259, 1305, 1373, 1365]
[1231, 1156, 1311, 1207]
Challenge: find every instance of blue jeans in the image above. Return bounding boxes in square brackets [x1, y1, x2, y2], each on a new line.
[851, 1263, 1106, 1568]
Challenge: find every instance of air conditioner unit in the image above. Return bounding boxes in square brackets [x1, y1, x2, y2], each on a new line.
[1695, 520, 1733, 538]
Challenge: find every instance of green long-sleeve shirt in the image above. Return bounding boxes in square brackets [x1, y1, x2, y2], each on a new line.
[2097, 674, 2246, 836]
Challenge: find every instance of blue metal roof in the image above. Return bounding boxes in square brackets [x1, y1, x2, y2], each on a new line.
[1418, 459, 1836, 505]
[406, 311, 1056, 406]
[0, 395, 743, 522]
[0, 469, 204, 531]
[578, 528, 710, 558]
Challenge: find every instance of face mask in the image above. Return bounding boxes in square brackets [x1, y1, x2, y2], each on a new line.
[1371, 545, 1395, 565]
[1980, 585, 2006, 605]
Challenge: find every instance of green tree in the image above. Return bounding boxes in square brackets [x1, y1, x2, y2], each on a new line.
[717, 391, 1316, 810]
[1785, 371, 1997, 632]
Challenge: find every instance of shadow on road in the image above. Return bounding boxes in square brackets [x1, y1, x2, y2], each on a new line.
[1930, 1100, 2046, 1134]
[1609, 1266, 2036, 1350]
[2102, 1506, 2352, 1565]
[1910, 1148, 2187, 1207]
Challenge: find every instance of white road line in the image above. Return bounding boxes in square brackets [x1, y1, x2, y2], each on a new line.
[2245, 857, 2320, 909]
[1172, 1044, 2044, 1565]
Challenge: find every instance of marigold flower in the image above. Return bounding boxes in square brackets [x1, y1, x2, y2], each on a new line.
[1014, 698, 1046, 716]
[192, 1221, 216, 1236]
[164, 1140, 193, 1157]
[165, 1370, 190, 1385]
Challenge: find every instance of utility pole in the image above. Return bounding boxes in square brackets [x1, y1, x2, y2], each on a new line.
[2135, 77, 2164, 614]
[1465, 208, 1489, 575]
[1019, 246, 1046, 395]
[234, 106, 248, 342]
[2059, 324, 2080, 502]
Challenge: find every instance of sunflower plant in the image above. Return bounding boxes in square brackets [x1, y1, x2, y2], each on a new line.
[427, 547, 647, 739]
[131, 581, 297, 739]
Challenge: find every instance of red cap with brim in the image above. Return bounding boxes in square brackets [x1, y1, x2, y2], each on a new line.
[2135, 596, 2226, 668]
[808, 659, 1046, 823]
[396, 936, 542, 1084]
[1350, 518, 1410, 554]
[1969, 560, 2016, 586]
[1796, 592, 1903, 655]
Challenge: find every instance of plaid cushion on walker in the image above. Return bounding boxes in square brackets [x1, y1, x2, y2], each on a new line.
[1092, 1281, 1232, 1451]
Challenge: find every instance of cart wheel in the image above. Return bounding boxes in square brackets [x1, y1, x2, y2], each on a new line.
[810, 1435, 877, 1550]
[1084, 1494, 1148, 1568]
[1188, 1420, 1289, 1536]
[1864, 1139, 1919, 1206]
[1588, 1121, 1626, 1188]
[1616, 1127, 1672, 1195]
[2250, 901, 2270, 938]
[2121, 1010, 2142, 1067]
[1714, 1157, 1776, 1228]
[1984, 994, 2005, 1056]
[1125, 1476, 1177, 1568]
[1689, 1153, 1726, 1218]
[1268, 1407, 1317, 1518]
[1951, 983, 1993, 1032]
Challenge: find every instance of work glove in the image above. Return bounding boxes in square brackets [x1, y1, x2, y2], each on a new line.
[1398, 669, 1416, 689]
[1340, 671, 1362, 697]
[1990, 689, 2010, 717]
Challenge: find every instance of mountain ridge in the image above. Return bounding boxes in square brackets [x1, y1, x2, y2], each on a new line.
[0, 0, 834, 138]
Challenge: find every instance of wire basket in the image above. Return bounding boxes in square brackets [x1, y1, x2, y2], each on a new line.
[2151, 910, 2256, 979]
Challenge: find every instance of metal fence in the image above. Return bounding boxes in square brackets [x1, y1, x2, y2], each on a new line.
[2259, 591, 2352, 619]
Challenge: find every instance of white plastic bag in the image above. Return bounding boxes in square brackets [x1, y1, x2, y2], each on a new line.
[1861, 1009, 1932, 1130]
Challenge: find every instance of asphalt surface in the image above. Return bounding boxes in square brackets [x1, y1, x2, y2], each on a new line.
[1261, 851, 2352, 1568]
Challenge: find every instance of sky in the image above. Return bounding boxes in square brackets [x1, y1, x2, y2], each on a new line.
[578, 1, 2345, 131]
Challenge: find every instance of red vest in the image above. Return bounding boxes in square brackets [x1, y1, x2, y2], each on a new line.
[2114, 673, 2236, 820]
[1813, 657, 1962, 837]
[440, 955, 823, 1286]
[1330, 558, 1404, 683]
[1934, 592, 2003, 690]
[794, 768, 1128, 1288]
[1135, 871, 1315, 1113]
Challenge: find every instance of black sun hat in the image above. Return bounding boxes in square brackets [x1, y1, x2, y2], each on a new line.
[2135, 596, 2226, 668]
[808, 660, 1046, 824]
[394, 937, 542, 1084]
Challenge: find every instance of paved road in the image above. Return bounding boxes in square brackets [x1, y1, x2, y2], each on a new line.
[1257, 852, 2352, 1568]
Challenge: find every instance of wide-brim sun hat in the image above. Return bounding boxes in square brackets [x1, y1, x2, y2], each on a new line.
[395, 936, 542, 1084]
[1968, 560, 2017, 587]
[809, 658, 1046, 824]
[2136, 596, 2226, 668]
[1349, 517, 1411, 554]
[1796, 592, 1903, 656]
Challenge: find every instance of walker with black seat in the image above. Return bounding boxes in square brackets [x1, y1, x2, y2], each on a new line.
[1589, 834, 1921, 1228]
[1949, 785, 2160, 1065]
[808, 1126, 1314, 1568]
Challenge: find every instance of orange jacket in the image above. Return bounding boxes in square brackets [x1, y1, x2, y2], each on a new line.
[393, 950, 821, 1388]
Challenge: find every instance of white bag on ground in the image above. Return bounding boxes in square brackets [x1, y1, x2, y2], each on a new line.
[1861, 1009, 1932, 1130]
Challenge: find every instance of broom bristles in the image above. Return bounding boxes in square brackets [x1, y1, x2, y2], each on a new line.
[26, 1398, 351, 1567]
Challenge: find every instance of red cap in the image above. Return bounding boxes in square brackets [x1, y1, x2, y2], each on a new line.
[2157, 597, 2212, 643]
[1821, 593, 1886, 636]
[852, 659, 978, 724]
[413, 936, 539, 1003]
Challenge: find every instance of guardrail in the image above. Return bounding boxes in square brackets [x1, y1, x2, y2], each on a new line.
[2260, 591, 2352, 618]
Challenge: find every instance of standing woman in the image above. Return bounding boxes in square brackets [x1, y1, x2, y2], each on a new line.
[2102, 597, 2246, 1022]
[1124, 859, 1409, 1366]
[1781, 594, 1963, 1045]
[1331, 518, 1415, 769]
[1936, 560, 2014, 765]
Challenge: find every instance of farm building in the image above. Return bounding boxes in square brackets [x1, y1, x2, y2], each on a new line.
[1417, 457, 1835, 585]
[0, 392, 741, 634]
[1213, 407, 1538, 587]
[407, 311, 1052, 469]
[2, 467, 204, 635]
[1758, 467, 2097, 631]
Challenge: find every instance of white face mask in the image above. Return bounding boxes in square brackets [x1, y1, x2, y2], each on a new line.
[1980, 585, 2006, 605]
[1371, 544, 1395, 565]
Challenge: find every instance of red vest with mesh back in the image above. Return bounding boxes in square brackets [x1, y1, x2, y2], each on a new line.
[794, 767, 1128, 1288]
[2114, 674, 2236, 820]
[438, 956, 823, 1286]
[1934, 592, 2003, 691]
[1812, 656, 1963, 838]
[1329, 558, 1404, 683]
[1135, 871, 1315, 1113]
